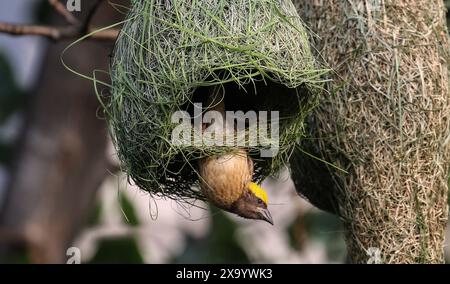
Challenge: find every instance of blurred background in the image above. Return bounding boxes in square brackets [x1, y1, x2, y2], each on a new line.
[0, 0, 447, 264]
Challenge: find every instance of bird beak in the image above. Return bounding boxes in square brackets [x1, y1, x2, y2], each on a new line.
[257, 208, 274, 225]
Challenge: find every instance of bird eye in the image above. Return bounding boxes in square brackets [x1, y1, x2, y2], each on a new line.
[257, 198, 264, 205]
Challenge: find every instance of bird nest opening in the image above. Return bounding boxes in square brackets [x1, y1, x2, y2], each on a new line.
[106, 0, 328, 202]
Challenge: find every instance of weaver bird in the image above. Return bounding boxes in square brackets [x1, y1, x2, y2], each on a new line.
[197, 91, 273, 225]
[199, 150, 273, 224]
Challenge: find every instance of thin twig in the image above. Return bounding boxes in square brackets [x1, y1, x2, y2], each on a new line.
[0, 22, 119, 41]
[48, 0, 80, 25]
[0, 0, 119, 41]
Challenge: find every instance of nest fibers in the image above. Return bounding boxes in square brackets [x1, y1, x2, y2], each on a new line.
[292, 0, 450, 263]
[108, 0, 327, 203]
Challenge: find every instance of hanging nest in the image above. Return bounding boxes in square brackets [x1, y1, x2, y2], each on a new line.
[107, 0, 327, 203]
[292, 0, 450, 263]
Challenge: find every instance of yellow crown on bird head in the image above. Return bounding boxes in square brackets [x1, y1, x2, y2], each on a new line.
[248, 182, 268, 205]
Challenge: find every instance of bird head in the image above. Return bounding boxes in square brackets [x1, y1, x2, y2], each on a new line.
[229, 182, 273, 225]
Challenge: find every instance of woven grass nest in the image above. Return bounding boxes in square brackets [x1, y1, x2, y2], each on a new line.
[107, 0, 327, 202]
[292, 0, 450, 263]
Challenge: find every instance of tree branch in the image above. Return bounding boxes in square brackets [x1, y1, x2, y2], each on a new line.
[0, 0, 119, 41]
[48, 0, 80, 25]
[0, 22, 118, 41]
